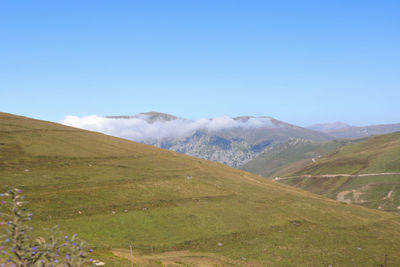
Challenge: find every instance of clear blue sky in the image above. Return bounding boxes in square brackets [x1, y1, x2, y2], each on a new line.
[1, 0, 399, 126]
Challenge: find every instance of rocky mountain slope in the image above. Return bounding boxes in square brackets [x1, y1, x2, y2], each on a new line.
[95, 112, 333, 167]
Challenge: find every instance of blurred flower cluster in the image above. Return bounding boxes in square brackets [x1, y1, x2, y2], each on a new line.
[0, 189, 97, 266]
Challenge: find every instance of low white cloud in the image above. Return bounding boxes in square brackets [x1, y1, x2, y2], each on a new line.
[60, 115, 274, 142]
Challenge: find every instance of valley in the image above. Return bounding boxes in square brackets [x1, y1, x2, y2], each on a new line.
[273, 132, 400, 213]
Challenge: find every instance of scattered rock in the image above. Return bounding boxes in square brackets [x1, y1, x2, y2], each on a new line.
[93, 260, 105, 266]
[290, 220, 302, 226]
[383, 190, 393, 200]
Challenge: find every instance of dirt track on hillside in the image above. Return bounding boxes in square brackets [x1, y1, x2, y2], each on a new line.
[276, 172, 400, 180]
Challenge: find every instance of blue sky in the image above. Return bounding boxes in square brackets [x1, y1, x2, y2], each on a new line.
[1, 0, 399, 126]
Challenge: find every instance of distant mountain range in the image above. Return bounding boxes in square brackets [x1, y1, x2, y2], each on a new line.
[61, 112, 400, 168]
[307, 121, 352, 132]
[306, 121, 400, 139]
[102, 112, 332, 167]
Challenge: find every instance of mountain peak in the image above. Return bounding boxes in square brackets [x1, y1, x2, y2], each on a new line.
[135, 112, 178, 122]
[233, 116, 273, 122]
[106, 112, 178, 123]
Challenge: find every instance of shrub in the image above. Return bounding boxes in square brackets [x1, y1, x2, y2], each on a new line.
[0, 188, 97, 266]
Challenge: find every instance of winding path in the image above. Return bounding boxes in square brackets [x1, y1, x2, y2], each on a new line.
[275, 172, 400, 180]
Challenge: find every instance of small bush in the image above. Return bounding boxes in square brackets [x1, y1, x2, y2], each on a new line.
[0, 188, 97, 266]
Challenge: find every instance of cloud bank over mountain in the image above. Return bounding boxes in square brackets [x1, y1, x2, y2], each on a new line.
[60, 114, 274, 142]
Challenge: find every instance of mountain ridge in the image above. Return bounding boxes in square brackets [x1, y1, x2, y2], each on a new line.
[307, 121, 352, 132]
[307, 121, 400, 139]
[64, 112, 332, 167]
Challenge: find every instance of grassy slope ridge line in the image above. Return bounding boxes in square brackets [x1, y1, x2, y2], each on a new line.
[1, 112, 400, 266]
[279, 132, 400, 212]
[241, 139, 354, 178]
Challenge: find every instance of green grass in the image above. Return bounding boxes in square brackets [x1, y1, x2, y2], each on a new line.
[277, 132, 400, 213]
[241, 139, 352, 178]
[295, 132, 400, 175]
[2, 112, 400, 266]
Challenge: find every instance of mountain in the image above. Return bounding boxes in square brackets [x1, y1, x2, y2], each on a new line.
[2, 112, 400, 265]
[325, 123, 400, 139]
[107, 112, 179, 122]
[241, 138, 355, 178]
[307, 121, 352, 132]
[308, 122, 400, 139]
[90, 113, 333, 168]
[276, 132, 400, 213]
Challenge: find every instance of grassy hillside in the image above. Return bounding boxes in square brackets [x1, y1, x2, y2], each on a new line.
[279, 132, 400, 213]
[241, 139, 352, 178]
[2, 112, 400, 266]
